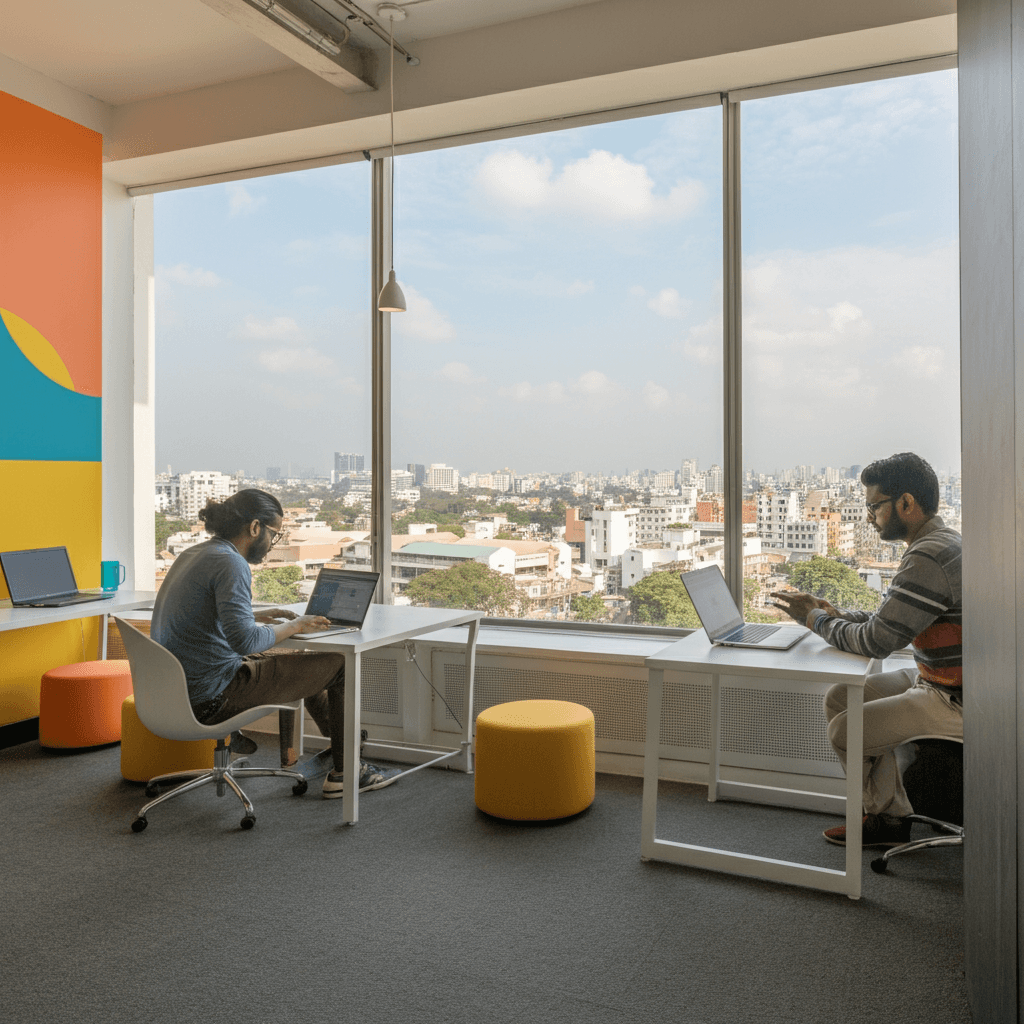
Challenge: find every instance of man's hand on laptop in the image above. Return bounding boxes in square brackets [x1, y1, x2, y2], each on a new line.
[254, 607, 298, 624]
[771, 589, 838, 627]
[292, 614, 333, 633]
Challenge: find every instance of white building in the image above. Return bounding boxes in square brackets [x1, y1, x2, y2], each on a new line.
[584, 507, 638, 587]
[427, 463, 460, 493]
[782, 520, 829, 557]
[175, 471, 239, 521]
[756, 490, 802, 550]
[636, 502, 696, 543]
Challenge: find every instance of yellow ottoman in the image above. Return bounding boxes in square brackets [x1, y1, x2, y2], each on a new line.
[120, 695, 217, 783]
[474, 700, 595, 820]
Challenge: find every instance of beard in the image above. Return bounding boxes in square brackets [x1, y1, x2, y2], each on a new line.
[246, 532, 274, 564]
[878, 508, 910, 542]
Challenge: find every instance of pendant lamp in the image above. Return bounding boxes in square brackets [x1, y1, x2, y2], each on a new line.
[377, 5, 406, 313]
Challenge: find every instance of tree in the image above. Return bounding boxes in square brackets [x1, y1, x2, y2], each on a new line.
[743, 577, 777, 623]
[628, 571, 701, 628]
[571, 593, 607, 622]
[155, 511, 188, 553]
[252, 565, 304, 604]
[784, 556, 881, 612]
[405, 561, 521, 616]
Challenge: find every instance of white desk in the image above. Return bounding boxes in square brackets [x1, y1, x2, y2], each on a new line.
[0, 590, 157, 658]
[642, 631, 869, 899]
[279, 604, 482, 826]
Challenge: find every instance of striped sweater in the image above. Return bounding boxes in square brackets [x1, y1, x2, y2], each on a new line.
[807, 516, 962, 690]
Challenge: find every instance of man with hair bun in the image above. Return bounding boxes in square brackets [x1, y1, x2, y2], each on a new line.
[773, 452, 962, 848]
[152, 487, 399, 798]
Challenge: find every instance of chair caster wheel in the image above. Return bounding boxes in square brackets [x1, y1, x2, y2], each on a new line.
[292, 780, 308, 796]
[145, 784, 160, 798]
[131, 817, 148, 833]
[870, 857, 889, 874]
[240, 815, 256, 830]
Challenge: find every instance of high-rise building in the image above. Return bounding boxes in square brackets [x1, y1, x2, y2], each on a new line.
[406, 463, 426, 485]
[426, 463, 459, 493]
[335, 452, 364, 473]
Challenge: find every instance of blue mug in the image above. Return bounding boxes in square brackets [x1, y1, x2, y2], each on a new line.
[101, 560, 126, 592]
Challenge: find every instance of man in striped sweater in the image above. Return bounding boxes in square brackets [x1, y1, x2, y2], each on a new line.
[772, 452, 962, 848]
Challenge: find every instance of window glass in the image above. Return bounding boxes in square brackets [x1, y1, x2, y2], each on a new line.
[741, 71, 960, 615]
[390, 109, 722, 624]
[153, 164, 372, 599]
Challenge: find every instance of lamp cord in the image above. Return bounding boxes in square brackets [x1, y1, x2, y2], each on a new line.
[389, 15, 396, 273]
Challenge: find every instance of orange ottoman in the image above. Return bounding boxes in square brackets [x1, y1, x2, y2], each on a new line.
[120, 695, 216, 783]
[39, 660, 134, 749]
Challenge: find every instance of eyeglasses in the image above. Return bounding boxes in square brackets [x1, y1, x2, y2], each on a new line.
[865, 497, 897, 517]
[263, 524, 283, 546]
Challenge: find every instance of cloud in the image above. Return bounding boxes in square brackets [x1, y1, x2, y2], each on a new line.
[643, 381, 670, 409]
[257, 346, 335, 374]
[394, 286, 456, 342]
[648, 287, 689, 319]
[488, 272, 595, 298]
[571, 369, 615, 396]
[439, 361, 486, 385]
[227, 182, 266, 216]
[235, 315, 303, 342]
[286, 232, 365, 262]
[500, 380, 567, 404]
[159, 263, 223, 287]
[739, 243, 959, 460]
[476, 148, 706, 222]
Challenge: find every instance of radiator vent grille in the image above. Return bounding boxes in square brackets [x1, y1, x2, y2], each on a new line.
[441, 663, 838, 766]
[361, 656, 400, 716]
[720, 689, 835, 762]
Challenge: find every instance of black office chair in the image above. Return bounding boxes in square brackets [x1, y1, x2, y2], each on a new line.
[871, 737, 963, 874]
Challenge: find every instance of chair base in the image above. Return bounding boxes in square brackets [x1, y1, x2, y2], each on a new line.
[870, 814, 964, 874]
[131, 739, 308, 832]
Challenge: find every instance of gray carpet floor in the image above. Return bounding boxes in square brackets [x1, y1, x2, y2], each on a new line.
[0, 739, 970, 1024]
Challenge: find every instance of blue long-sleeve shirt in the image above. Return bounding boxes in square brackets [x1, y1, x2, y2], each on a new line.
[152, 537, 276, 704]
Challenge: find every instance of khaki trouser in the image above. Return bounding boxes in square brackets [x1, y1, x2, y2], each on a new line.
[825, 665, 963, 818]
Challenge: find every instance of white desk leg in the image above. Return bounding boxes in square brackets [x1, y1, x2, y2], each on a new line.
[844, 682, 864, 899]
[462, 619, 479, 773]
[708, 672, 721, 802]
[641, 667, 664, 858]
[342, 651, 361, 826]
[99, 614, 109, 660]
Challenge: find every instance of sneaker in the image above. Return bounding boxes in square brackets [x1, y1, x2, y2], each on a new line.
[322, 762, 403, 798]
[229, 731, 259, 755]
[823, 813, 912, 848]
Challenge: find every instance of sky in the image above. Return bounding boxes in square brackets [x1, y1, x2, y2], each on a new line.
[154, 68, 960, 481]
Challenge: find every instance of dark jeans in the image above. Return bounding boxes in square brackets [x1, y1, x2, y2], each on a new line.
[199, 651, 346, 771]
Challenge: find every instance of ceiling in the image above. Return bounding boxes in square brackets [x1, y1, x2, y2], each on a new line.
[0, 0, 607, 106]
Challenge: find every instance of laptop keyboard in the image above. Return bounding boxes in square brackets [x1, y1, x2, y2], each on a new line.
[724, 623, 778, 644]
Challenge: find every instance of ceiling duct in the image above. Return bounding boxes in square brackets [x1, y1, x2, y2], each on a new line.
[200, 0, 379, 90]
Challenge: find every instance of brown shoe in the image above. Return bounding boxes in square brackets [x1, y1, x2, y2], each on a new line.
[823, 813, 912, 848]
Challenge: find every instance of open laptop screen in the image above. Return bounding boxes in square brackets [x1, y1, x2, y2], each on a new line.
[0, 547, 78, 603]
[679, 565, 744, 638]
[305, 569, 380, 627]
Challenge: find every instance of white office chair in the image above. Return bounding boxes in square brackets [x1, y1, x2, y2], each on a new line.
[114, 617, 309, 832]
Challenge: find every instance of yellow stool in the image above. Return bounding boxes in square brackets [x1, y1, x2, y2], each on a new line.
[120, 695, 217, 783]
[474, 699, 595, 820]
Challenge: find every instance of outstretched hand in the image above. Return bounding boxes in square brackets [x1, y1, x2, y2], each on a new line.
[770, 589, 838, 627]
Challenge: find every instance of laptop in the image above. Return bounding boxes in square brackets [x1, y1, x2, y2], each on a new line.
[0, 546, 117, 608]
[297, 567, 381, 637]
[680, 565, 807, 650]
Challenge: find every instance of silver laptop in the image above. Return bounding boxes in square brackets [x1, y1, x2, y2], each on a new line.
[0, 546, 117, 608]
[297, 567, 380, 637]
[680, 565, 807, 650]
